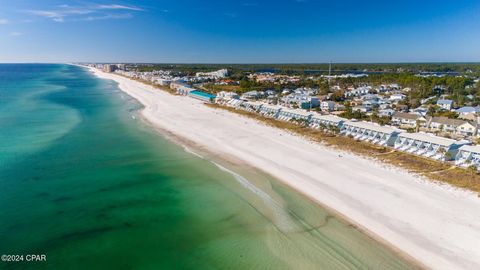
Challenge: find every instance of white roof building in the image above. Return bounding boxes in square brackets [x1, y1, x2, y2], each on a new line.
[240, 101, 263, 113]
[215, 91, 240, 105]
[394, 132, 469, 161]
[226, 99, 244, 108]
[195, 69, 228, 79]
[320, 101, 336, 112]
[341, 121, 401, 146]
[437, 99, 454, 110]
[310, 114, 346, 129]
[389, 93, 406, 101]
[455, 145, 480, 168]
[277, 108, 312, 121]
[259, 104, 282, 118]
[170, 81, 196, 95]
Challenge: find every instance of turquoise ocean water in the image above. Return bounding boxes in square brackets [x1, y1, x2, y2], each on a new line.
[0, 64, 417, 270]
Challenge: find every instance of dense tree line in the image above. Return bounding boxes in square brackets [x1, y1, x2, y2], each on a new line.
[132, 63, 480, 76]
[333, 74, 478, 106]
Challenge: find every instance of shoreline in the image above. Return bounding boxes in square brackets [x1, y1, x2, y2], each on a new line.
[138, 114, 426, 269]
[86, 66, 480, 270]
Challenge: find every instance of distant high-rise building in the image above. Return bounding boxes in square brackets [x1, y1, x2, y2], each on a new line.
[195, 69, 228, 78]
[104, 64, 117, 73]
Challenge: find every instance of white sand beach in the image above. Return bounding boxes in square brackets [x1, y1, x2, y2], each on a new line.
[90, 67, 480, 270]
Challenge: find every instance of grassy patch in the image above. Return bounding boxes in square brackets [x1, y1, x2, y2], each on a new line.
[424, 168, 480, 193]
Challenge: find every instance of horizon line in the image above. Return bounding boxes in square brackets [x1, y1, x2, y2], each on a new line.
[1, 61, 480, 65]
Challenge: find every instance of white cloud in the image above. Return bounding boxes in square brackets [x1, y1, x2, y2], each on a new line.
[28, 3, 144, 22]
[76, 13, 133, 21]
[29, 10, 66, 22]
[96, 4, 144, 11]
[0, 18, 9, 25]
[10, 32, 23, 36]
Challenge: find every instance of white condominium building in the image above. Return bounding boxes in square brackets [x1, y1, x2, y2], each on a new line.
[394, 132, 469, 161]
[341, 121, 401, 146]
[277, 108, 312, 122]
[455, 145, 480, 168]
[310, 114, 346, 129]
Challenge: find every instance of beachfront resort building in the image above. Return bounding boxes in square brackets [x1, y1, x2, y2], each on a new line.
[188, 90, 216, 103]
[103, 64, 117, 73]
[171, 81, 197, 95]
[455, 145, 480, 168]
[310, 114, 346, 129]
[394, 132, 469, 161]
[341, 121, 401, 146]
[259, 104, 282, 118]
[215, 91, 240, 105]
[277, 108, 312, 122]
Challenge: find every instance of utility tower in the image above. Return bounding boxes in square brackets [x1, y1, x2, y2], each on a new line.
[328, 61, 332, 92]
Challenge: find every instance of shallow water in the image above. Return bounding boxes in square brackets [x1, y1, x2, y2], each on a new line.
[0, 64, 417, 269]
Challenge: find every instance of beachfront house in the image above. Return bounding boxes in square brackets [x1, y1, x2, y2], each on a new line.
[394, 133, 469, 161]
[455, 145, 480, 169]
[170, 81, 196, 95]
[277, 108, 312, 122]
[310, 114, 346, 130]
[341, 121, 401, 146]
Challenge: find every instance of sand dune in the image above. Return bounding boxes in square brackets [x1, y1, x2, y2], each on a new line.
[91, 67, 480, 270]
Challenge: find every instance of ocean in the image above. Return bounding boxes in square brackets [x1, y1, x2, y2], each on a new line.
[0, 64, 417, 270]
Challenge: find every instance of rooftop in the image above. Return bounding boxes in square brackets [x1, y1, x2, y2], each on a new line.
[429, 116, 468, 126]
[456, 106, 480, 114]
[312, 114, 347, 123]
[344, 121, 400, 134]
[459, 144, 480, 154]
[281, 108, 313, 117]
[393, 112, 424, 120]
[398, 132, 464, 147]
[437, 99, 453, 105]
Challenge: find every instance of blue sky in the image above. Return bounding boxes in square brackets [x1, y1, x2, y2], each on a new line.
[0, 0, 480, 63]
